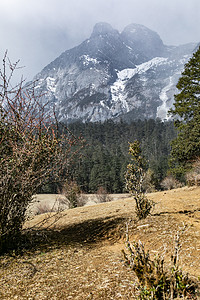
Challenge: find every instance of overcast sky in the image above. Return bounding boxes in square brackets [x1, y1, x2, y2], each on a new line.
[0, 0, 199, 82]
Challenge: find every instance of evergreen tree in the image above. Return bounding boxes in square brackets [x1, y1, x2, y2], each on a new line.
[125, 141, 154, 219]
[169, 46, 200, 179]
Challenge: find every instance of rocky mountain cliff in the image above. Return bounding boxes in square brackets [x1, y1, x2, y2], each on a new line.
[32, 22, 197, 123]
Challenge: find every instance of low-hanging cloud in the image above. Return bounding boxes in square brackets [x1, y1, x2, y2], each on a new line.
[0, 0, 199, 82]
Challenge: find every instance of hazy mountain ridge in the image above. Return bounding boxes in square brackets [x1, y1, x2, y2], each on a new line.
[32, 22, 198, 123]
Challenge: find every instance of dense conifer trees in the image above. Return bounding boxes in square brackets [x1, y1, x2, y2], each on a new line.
[65, 119, 176, 193]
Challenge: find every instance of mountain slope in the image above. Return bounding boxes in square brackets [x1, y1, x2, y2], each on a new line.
[32, 22, 197, 123]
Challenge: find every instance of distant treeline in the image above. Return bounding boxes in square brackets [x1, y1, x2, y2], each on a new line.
[41, 119, 176, 194]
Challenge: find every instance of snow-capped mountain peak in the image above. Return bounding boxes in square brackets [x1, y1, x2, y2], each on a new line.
[31, 23, 198, 123]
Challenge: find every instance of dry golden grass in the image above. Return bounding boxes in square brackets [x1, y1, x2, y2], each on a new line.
[0, 186, 200, 299]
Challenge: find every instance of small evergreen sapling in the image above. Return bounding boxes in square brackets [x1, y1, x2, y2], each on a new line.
[125, 141, 154, 219]
[122, 223, 198, 299]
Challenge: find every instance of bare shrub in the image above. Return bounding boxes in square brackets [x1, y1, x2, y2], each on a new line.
[123, 223, 198, 299]
[186, 158, 200, 186]
[193, 157, 200, 173]
[0, 52, 83, 253]
[142, 169, 156, 193]
[195, 174, 200, 186]
[96, 186, 111, 203]
[33, 195, 70, 216]
[76, 192, 88, 207]
[61, 180, 81, 208]
[161, 175, 183, 190]
[186, 172, 200, 187]
[58, 185, 87, 208]
[186, 172, 197, 186]
[35, 203, 53, 215]
[125, 141, 154, 219]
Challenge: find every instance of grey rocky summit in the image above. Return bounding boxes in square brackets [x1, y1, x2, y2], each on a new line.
[32, 22, 198, 123]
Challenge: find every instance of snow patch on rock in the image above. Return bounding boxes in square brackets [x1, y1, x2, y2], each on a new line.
[110, 57, 168, 113]
[157, 76, 174, 120]
[46, 77, 56, 93]
[81, 55, 99, 66]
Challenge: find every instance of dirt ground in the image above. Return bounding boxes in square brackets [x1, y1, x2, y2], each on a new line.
[0, 186, 200, 299]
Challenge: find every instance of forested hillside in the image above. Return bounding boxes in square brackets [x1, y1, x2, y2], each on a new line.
[56, 119, 176, 193]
